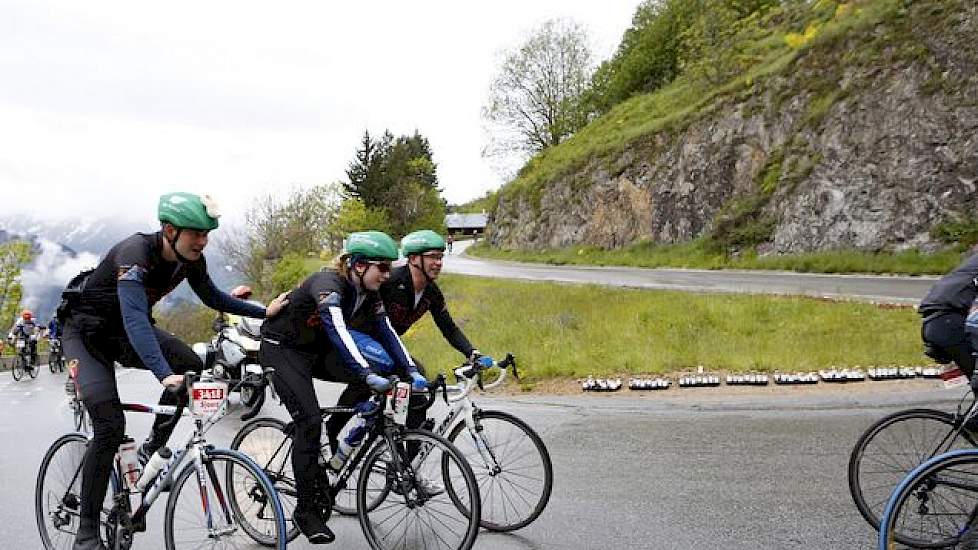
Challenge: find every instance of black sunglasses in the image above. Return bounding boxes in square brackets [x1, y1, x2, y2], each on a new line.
[366, 261, 392, 273]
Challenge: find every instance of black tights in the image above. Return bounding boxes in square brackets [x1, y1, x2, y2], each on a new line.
[80, 399, 126, 522]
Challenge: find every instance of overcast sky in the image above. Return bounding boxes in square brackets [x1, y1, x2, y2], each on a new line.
[0, 0, 639, 225]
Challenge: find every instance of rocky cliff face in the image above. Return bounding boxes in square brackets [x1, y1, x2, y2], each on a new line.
[490, 1, 978, 253]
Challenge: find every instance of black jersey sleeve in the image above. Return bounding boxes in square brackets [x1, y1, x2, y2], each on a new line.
[429, 287, 475, 357]
[187, 257, 266, 318]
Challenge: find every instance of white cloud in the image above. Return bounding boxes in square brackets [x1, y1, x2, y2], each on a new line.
[19, 239, 100, 315]
[0, 0, 638, 223]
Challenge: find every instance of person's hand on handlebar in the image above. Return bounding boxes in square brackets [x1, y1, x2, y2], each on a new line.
[469, 349, 494, 367]
[365, 373, 392, 393]
[162, 374, 184, 389]
[410, 371, 428, 391]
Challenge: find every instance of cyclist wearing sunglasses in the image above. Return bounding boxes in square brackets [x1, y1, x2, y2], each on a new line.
[382, 228, 489, 373]
[259, 230, 427, 544]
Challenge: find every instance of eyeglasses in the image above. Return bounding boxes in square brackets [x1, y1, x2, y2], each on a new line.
[366, 261, 392, 273]
[421, 252, 445, 261]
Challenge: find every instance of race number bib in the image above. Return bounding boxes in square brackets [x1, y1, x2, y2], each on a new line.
[386, 382, 411, 426]
[191, 381, 228, 416]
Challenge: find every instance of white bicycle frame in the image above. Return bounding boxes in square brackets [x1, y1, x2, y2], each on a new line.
[413, 360, 512, 474]
[107, 375, 246, 537]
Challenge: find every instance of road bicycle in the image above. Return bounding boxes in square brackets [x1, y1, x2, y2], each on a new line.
[36, 371, 288, 549]
[48, 338, 66, 373]
[849, 390, 978, 547]
[414, 353, 552, 532]
[231, 375, 482, 550]
[12, 335, 39, 380]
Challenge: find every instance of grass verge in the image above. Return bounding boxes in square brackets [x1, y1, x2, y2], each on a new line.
[401, 274, 924, 386]
[466, 241, 962, 276]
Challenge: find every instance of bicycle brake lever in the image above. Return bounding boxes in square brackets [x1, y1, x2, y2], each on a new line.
[439, 375, 449, 404]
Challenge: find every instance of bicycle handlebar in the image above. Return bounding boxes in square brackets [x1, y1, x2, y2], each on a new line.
[443, 352, 517, 403]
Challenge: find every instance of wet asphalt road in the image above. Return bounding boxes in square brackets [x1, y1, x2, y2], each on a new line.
[443, 240, 937, 305]
[3, 367, 963, 549]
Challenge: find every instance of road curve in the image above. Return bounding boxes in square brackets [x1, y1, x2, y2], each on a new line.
[442, 240, 937, 305]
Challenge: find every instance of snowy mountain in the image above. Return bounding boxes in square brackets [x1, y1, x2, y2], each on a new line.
[0, 215, 244, 321]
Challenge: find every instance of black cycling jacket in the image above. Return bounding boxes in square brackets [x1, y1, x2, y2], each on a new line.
[260, 269, 415, 379]
[71, 232, 265, 379]
[380, 266, 474, 358]
[920, 253, 978, 318]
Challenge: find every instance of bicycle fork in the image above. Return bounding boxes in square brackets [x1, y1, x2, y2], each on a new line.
[462, 404, 502, 476]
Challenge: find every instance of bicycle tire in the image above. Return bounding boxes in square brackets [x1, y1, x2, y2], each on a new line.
[29, 358, 38, 378]
[36, 433, 90, 550]
[878, 449, 978, 549]
[848, 408, 977, 547]
[49, 353, 57, 374]
[12, 356, 24, 381]
[446, 409, 553, 531]
[229, 417, 301, 542]
[231, 415, 368, 519]
[357, 429, 480, 550]
[164, 447, 288, 550]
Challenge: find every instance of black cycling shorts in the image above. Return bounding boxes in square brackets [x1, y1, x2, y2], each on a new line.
[63, 313, 202, 405]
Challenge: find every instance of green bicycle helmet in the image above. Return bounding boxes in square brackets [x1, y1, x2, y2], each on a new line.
[158, 192, 220, 231]
[344, 231, 399, 261]
[400, 229, 446, 256]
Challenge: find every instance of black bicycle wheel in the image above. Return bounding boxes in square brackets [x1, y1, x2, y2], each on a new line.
[12, 355, 24, 381]
[165, 448, 287, 549]
[36, 433, 90, 550]
[230, 417, 300, 543]
[447, 409, 553, 531]
[49, 353, 57, 373]
[848, 408, 977, 546]
[880, 451, 978, 549]
[29, 356, 38, 378]
[358, 429, 480, 550]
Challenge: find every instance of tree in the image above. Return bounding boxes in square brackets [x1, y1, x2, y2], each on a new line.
[326, 198, 393, 242]
[483, 18, 594, 156]
[344, 130, 393, 209]
[0, 240, 33, 328]
[217, 184, 340, 296]
[341, 130, 446, 236]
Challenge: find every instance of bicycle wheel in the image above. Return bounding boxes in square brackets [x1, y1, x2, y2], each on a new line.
[12, 356, 24, 381]
[165, 448, 287, 549]
[447, 409, 553, 531]
[848, 408, 977, 545]
[29, 357, 38, 378]
[36, 433, 89, 550]
[230, 417, 300, 543]
[49, 353, 57, 373]
[358, 429, 480, 550]
[879, 449, 978, 549]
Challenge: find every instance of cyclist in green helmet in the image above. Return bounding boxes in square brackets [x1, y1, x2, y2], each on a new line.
[382, 229, 487, 366]
[371, 229, 492, 479]
[260, 230, 429, 544]
[60, 192, 289, 550]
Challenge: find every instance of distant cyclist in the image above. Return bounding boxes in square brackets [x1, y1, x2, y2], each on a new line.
[8, 309, 40, 367]
[47, 316, 62, 340]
